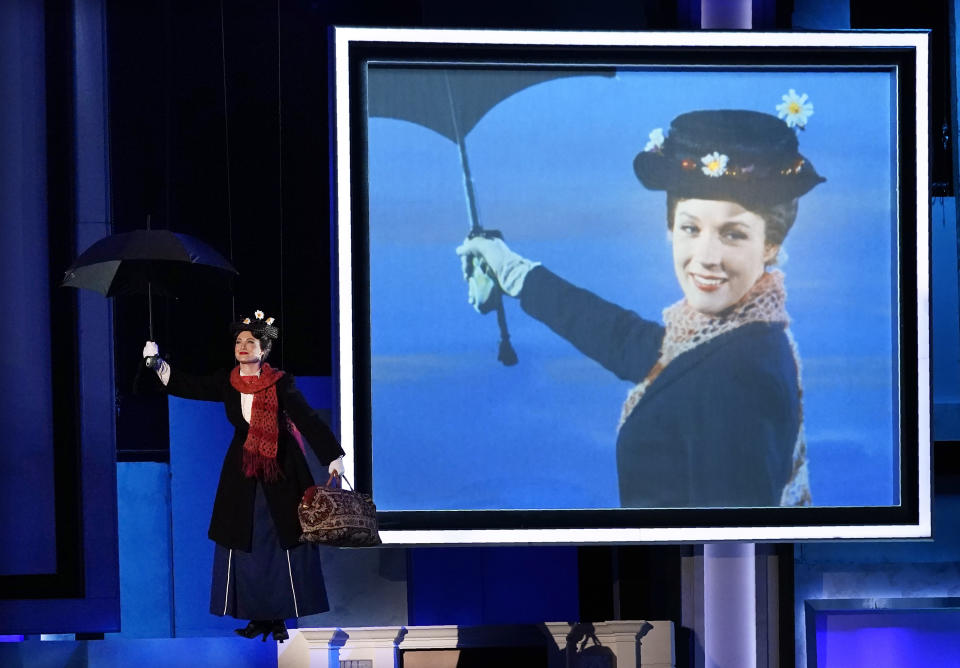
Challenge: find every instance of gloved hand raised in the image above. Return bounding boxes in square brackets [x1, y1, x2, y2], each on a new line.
[455, 236, 540, 312]
[142, 340, 166, 374]
[328, 456, 345, 477]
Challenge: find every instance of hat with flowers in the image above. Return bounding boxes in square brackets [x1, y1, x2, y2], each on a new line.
[633, 104, 825, 209]
[229, 309, 279, 340]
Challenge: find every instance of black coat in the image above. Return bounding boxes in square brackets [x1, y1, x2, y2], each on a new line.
[149, 367, 344, 550]
[520, 266, 799, 508]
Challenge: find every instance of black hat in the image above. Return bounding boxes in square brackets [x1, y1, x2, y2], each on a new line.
[229, 310, 279, 339]
[633, 109, 825, 209]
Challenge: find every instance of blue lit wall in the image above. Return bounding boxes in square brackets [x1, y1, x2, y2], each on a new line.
[407, 546, 578, 626]
[0, 0, 121, 635]
[812, 610, 960, 668]
[795, 490, 960, 667]
[0, 636, 277, 667]
[111, 463, 173, 638]
[0, 0, 57, 578]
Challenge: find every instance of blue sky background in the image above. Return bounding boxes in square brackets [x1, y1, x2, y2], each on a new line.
[364, 67, 899, 511]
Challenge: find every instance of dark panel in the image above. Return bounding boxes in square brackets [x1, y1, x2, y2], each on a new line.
[407, 546, 578, 626]
[0, 0, 83, 601]
[850, 2, 953, 195]
[42, 0, 83, 599]
[776, 543, 796, 668]
[752, 0, 793, 30]
[418, 0, 675, 30]
[577, 546, 615, 622]
[2, 0, 121, 634]
[578, 545, 693, 668]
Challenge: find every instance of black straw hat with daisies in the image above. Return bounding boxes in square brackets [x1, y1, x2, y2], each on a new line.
[633, 108, 826, 209]
[229, 310, 279, 340]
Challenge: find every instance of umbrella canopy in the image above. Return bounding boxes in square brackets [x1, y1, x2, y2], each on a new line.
[366, 65, 614, 365]
[367, 66, 615, 231]
[367, 66, 615, 143]
[62, 229, 238, 298]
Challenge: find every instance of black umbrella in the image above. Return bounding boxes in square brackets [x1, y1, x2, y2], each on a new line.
[367, 66, 614, 364]
[62, 229, 238, 339]
[368, 67, 615, 230]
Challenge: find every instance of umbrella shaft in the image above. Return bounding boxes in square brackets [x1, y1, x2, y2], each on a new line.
[443, 72, 481, 232]
[148, 281, 154, 340]
[458, 142, 481, 232]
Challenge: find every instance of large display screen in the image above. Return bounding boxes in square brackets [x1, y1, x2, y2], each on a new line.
[332, 28, 931, 543]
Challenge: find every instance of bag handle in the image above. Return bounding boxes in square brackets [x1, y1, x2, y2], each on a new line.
[324, 472, 355, 491]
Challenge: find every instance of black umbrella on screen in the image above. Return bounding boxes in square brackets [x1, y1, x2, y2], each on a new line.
[367, 66, 615, 365]
[62, 228, 238, 339]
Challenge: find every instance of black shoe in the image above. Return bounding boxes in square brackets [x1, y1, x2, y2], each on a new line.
[234, 620, 270, 641]
[270, 619, 289, 643]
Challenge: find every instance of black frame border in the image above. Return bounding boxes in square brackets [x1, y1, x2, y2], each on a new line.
[337, 30, 929, 539]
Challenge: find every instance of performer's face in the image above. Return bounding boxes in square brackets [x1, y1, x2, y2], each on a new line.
[670, 198, 779, 315]
[234, 330, 263, 365]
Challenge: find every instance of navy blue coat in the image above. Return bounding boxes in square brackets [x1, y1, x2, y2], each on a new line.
[520, 267, 799, 508]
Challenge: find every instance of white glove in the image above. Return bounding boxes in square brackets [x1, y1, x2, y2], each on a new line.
[142, 340, 170, 385]
[455, 236, 540, 305]
[328, 456, 345, 477]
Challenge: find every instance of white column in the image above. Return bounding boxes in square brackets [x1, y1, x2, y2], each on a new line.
[703, 543, 757, 668]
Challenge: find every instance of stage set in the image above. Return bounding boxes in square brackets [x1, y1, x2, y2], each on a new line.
[3, 1, 960, 667]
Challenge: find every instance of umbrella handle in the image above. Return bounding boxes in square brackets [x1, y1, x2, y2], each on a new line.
[495, 299, 517, 366]
[466, 228, 517, 366]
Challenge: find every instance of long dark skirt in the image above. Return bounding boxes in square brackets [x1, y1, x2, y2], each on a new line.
[210, 482, 330, 620]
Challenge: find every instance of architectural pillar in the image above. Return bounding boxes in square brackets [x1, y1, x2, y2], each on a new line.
[704, 543, 757, 668]
[700, 0, 752, 29]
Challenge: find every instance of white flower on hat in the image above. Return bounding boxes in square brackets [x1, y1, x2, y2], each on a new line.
[254, 310, 264, 320]
[776, 89, 813, 129]
[644, 127, 665, 152]
[266, 317, 275, 325]
[243, 317, 251, 324]
[701, 151, 728, 178]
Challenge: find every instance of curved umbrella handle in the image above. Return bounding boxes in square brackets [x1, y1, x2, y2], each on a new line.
[467, 228, 518, 366]
[495, 298, 517, 366]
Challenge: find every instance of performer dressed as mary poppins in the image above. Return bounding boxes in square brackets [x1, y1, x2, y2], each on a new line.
[457, 99, 825, 509]
[140, 310, 345, 642]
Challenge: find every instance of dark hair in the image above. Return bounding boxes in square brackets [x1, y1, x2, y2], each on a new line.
[666, 194, 799, 247]
[259, 336, 273, 361]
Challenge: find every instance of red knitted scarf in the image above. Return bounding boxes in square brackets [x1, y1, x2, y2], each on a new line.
[230, 364, 285, 482]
